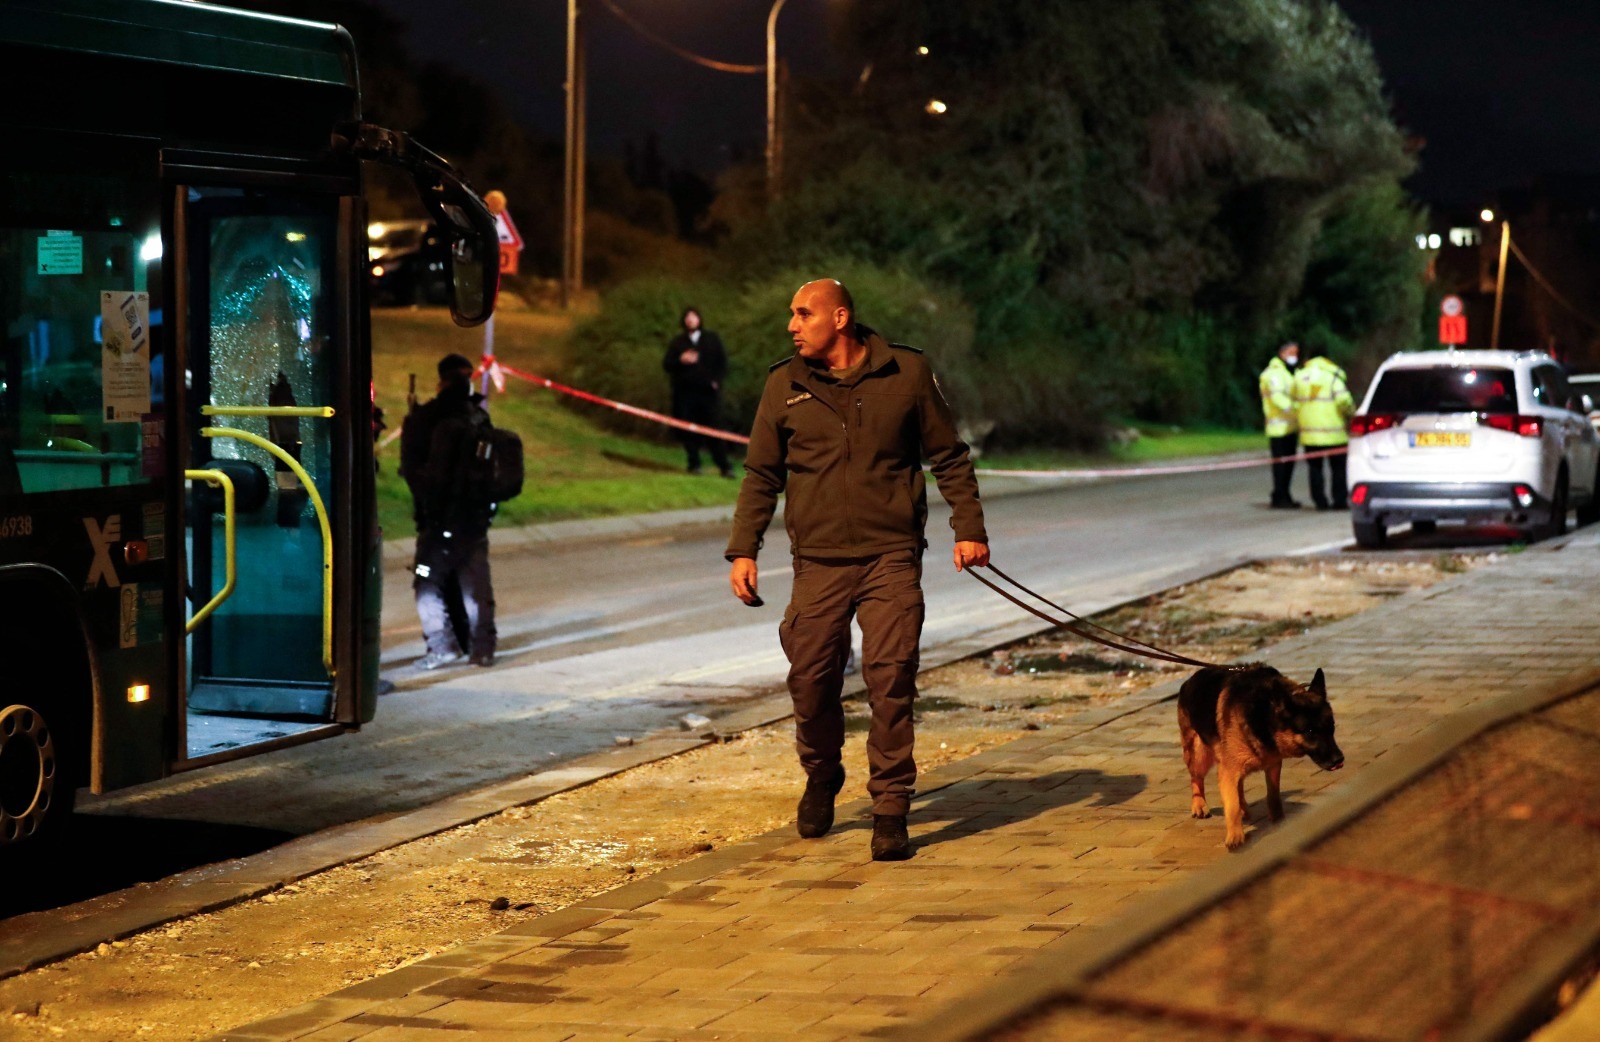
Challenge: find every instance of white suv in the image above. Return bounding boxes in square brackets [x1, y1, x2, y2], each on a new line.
[1347, 350, 1600, 547]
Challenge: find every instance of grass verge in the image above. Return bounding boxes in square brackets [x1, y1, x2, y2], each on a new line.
[372, 308, 1264, 538]
[372, 306, 743, 540]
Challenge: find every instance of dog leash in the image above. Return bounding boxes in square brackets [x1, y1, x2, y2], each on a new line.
[965, 562, 1227, 669]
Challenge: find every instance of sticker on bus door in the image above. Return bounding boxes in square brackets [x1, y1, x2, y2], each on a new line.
[100, 290, 151, 422]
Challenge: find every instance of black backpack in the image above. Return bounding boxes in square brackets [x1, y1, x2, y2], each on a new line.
[430, 409, 524, 507]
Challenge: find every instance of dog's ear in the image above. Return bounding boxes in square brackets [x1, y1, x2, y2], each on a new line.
[1309, 668, 1326, 697]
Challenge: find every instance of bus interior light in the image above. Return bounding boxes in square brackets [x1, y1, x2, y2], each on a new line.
[127, 684, 151, 704]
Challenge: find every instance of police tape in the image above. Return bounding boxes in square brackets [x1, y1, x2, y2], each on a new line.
[378, 361, 1348, 478]
[972, 445, 1348, 479]
[492, 362, 754, 445]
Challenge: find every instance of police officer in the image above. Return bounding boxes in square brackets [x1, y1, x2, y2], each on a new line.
[400, 354, 498, 670]
[1293, 349, 1355, 510]
[726, 279, 989, 862]
[1260, 342, 1301, 508]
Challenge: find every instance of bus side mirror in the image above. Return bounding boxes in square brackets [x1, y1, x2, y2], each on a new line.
[334, 123, 499, 328]
[413, 174, 498, 328]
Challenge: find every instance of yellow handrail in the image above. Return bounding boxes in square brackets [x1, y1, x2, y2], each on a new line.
[199, 426, 335, 676]
[184, 469, 236, 634]
[201, 405, 336, 419]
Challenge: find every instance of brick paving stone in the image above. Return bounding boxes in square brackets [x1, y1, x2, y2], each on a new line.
[208, 540, 1600, 1042]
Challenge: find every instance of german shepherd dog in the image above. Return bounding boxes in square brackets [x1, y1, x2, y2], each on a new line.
[1178, 664, 1344, 850]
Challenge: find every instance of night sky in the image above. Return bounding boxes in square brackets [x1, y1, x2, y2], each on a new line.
[367, 0, 1600, 208]
[364, 0, 845, 173]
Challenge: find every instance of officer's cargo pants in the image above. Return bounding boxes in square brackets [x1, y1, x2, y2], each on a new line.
[780, 549, 924, 816]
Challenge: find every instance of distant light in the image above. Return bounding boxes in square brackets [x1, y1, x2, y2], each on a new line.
[372, 265, 385, 277]
[285, 231, 307, 243]
[1427, 233, 1442, 249]
[1415, 234, 1429, 250]
[1462, 370, 1478, 384]
[925, 99, 948, 115]
[368, 222, 387, 240]
[368, 246, 384, 262]
[127, 683, 151, 704]
[1480, 209, 1495, 222]
[141, 234, 163, 262]
[916, 45, 930, 56]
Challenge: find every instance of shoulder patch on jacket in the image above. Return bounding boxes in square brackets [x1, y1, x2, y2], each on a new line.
[768, 355, 794, 372]
[890, 343, 923, 354]
[785, 391, 814, 406]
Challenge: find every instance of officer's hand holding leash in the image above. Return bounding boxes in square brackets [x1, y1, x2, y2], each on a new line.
[729, 557, 762, 607]
[953, 540, 990, 572]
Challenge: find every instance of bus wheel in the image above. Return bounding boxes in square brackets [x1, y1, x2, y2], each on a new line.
[0, 701, 74, 847]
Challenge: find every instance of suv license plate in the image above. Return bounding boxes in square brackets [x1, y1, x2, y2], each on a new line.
[1411, 431, 1471, 448]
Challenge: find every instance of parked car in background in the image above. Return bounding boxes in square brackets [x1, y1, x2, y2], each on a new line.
[1570, 372, 1600, 436]
[368, 219, 452, 306]
[1346, 350, 1600, 547]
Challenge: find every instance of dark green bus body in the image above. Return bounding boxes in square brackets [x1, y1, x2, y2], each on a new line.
[0, 0, 399, 817]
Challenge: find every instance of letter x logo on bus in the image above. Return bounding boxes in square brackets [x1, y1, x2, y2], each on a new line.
[84, 515, 122, 589]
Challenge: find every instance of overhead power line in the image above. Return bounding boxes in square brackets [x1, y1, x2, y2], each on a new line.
[594, 0, 763, 74]
[1507, 238, 1600, 332]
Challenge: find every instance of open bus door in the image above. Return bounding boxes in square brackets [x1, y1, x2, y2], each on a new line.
[175, 175, 355, 760]
[170, 135, 496, 767]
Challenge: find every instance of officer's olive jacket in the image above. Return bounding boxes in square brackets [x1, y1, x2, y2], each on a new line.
[725, 327, 987, 561]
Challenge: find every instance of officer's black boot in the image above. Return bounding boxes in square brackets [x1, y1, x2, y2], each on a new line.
[796, 764, 845, 838]
[871, 814, 911, 861]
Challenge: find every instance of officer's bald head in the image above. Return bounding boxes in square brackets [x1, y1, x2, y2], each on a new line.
[789, 278, 860, 361]
[797, 279, 853, 320]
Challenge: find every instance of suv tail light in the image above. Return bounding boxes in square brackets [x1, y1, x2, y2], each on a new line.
[1479, 414, 1543, 437]
[1349, 414, 1401, 437]
[1350, 483, 1370, 506]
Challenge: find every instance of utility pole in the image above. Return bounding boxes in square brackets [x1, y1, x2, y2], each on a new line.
[765, 0, 789, 199]
[1491, 220, 1510, 349]
[562, 0, 586, 309]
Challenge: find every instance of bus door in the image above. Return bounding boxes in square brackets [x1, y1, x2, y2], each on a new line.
[174, 177, 359, 761]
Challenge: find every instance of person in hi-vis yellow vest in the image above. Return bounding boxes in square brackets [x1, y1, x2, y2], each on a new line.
[1293, 351, 1355, 510]
[1259, 342, 1301, 508]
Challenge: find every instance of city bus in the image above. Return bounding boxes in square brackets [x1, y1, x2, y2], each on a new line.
[0, 0, 500, 849]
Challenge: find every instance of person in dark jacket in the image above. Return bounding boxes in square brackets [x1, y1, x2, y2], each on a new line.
[399, 353, 498, 670]
[726, 278, 990, 862]
[663, 307, 734, 477]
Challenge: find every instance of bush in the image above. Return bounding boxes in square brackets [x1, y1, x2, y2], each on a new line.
[566, 263, 976, 442]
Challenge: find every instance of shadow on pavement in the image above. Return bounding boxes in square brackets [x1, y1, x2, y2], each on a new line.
[906, 770, 1150, 851]
[0, 814, 293, 921]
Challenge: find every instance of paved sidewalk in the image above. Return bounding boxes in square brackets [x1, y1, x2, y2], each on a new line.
[213, 532, 1600, 1042]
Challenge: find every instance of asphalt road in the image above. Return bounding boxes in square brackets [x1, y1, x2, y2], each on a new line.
[76, 466, 1354, 845]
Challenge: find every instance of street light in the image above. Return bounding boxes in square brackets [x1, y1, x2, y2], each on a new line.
[561, 0, 587, 309]
[1480, 208, 1495, 222]
[925, 99, 948, 115]
[1492, 219, 1511, 348]
[766, 0, 789, 198]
